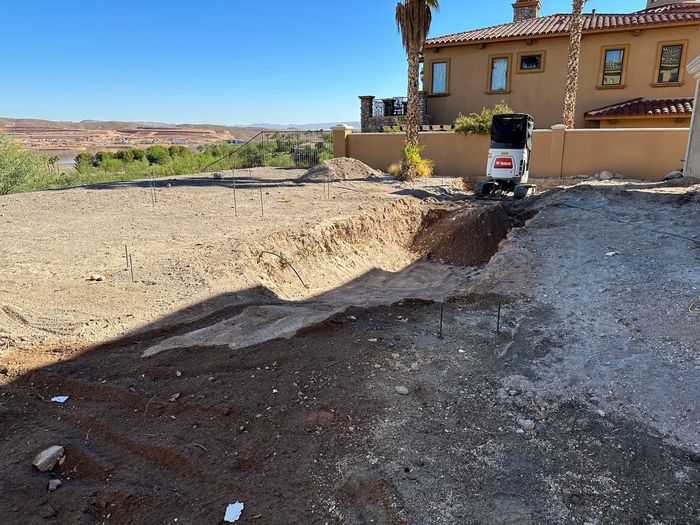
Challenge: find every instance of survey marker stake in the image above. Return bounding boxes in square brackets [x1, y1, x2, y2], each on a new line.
[496, 302, 502, 334]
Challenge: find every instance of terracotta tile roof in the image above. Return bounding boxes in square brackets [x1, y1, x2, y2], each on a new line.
[426, 4, 700, 46]
[640, 2, 700, 14]
[584, 97, 695, 119]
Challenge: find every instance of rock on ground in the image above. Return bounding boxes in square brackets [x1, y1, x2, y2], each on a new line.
[32, 446, 64, 472]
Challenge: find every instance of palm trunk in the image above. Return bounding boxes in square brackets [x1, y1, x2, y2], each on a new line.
[562, 0, 585, 128]
[405, 47, 420, 146]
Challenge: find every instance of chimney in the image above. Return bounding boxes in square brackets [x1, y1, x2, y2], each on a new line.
[512, 0, 542, 22]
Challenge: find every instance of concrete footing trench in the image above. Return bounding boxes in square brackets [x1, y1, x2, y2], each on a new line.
[0, 178, 698, 524]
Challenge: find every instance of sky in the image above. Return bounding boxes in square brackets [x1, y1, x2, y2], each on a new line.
[1, 0, 644, 126]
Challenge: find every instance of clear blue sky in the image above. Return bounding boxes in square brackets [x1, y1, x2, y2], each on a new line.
[2, 0, 642, 125]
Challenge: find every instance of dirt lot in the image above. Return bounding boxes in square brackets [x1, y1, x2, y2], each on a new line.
[0, 172, 698, 524]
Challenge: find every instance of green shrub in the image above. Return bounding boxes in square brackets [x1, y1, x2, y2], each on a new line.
[94, 151, 114, 166]
[0, 133, 45, 194]
[74, 152, 94, 171]
[168, 145, 190, 157]
[131, 148, 146, 161]
[393, 143, 433, 181]
[145, 146, 170, 165]
[454, 102, 514, 135]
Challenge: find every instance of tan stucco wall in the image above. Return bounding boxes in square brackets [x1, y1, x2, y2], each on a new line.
[342, 128, 689, 181]
[425, 24, 700, 128]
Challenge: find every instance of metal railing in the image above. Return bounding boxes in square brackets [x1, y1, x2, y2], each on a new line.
[203, 129, 333, 172]
[372, 97, 408, 117]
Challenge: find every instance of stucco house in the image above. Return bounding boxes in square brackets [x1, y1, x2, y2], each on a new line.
[424, 0, 700, 128]
[367, 0, 700, 131]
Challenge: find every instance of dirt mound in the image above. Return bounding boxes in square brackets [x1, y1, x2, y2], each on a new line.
[299, 157, 383, 182]
[412, 204, 519, 266]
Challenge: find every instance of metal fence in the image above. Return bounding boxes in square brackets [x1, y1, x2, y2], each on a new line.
[372, 97, 408, 117]
[205, 129, 333, 172]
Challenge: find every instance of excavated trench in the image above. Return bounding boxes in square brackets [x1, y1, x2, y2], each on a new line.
[143, 197, 533, 357]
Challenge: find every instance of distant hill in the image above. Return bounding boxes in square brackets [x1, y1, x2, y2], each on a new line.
[0, 117, 270, 141]
[248, 122, 360, 131]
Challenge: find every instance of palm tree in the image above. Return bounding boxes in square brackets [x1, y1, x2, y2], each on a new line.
[396, 0, 439, 148]
[562, 0, 587, 128]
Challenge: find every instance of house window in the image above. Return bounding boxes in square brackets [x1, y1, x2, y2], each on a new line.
[489, 55, 511, 92]
[602, 48, 625, 85]
[517, 51, 545, 73]
[431, 61, 448, 94]
[656, 42, 686, 84]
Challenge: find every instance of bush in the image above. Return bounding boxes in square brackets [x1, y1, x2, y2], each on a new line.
[168, 145, 190, 157]
[94, 151, 114, 166]
[145, 146, 170, 165]
[392, 143, 434, 181]
[387, 163, 401, 177]
[454, 102, 514, 135]
[131, 148, 146, 161]
[74, 153, 94, 171]
[0, 133, 44, 194]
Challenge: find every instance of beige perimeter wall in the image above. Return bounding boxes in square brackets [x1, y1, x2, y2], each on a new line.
[335, 127, 689, 181]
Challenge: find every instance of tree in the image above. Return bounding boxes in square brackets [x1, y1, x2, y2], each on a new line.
[395, 0, 439, 179]
[145, 146, 170, 165]
[0, 133, 42, 194]
[562, 0, 587, 128]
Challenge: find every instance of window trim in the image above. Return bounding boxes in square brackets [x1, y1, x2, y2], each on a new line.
[651, 39, 688, 87]
[486, 53, 512, 94]
[597, 45, 630, 89]
[428, 58, 450, 96]
[516, 50, 546, 74]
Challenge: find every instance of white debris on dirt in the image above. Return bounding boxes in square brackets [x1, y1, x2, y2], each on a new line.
[298, 157, 383, 182]
[224, 502, 244, 522]
[88, 274, 105, 282]
[50, 396, 69, 403]
[32, 446, 64, 472]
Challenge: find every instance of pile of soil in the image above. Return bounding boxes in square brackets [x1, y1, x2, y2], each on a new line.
[412, 203, 521, 266]
[299, 158, 383, 182]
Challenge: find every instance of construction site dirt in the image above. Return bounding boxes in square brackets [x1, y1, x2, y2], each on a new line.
[0, 171, 698, 524]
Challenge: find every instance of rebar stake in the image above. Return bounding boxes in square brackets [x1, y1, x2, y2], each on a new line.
[125, 245, 129, 269]
[496, 302, 502, 334]
[259, 184, 264, 218]
[232, 171, 238, 217]
[129, 254, 135, 283]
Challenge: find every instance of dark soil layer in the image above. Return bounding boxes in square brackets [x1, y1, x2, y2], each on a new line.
[412, 204, 522, 266]
[0, 296, 697, 524]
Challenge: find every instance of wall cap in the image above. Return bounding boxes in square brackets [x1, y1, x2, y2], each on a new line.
[551, 124, 567, 130]
[687, 53, 700, 79]
[331, 124, 354, 131]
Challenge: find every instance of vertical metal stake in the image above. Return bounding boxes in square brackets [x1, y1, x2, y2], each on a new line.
[125, 245, 129, 269]
[232, 172, 238, 217]
[496, 302, 502, 334]
[259, 184, 264, 218]
[129, 254, 135, 283]
[439, 302, 444, 339]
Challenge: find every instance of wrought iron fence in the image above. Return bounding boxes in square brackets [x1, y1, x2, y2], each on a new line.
[372, 97, 408, 117]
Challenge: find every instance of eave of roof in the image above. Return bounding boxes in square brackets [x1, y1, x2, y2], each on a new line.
[584, 97, 695, 119]
[425, 7, 700, 47]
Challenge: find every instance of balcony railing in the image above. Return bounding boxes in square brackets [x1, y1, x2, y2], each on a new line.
[372, 97, 408, 117]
